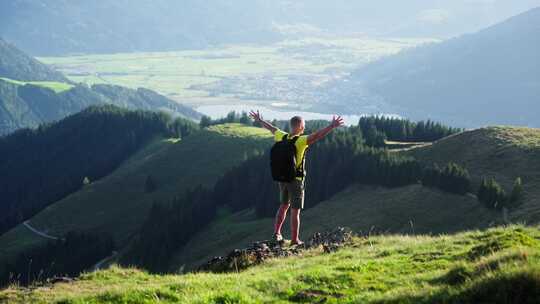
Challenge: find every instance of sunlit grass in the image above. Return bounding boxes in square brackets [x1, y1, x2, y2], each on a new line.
[0, 77, 74, 93]
[1, 225, 538, 303]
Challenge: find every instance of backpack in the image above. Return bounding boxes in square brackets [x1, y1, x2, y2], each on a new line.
[270, 134, 302, 182]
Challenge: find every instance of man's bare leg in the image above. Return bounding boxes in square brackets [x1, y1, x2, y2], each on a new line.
[274, 203, 290, 237]
[291, 208, 302, 244]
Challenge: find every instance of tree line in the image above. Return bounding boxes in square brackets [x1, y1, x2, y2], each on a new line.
[200, 112, 461, 146]
[199, 111, 251, 128]
[0, 104, 198, 236]
[358, 116, 463, 142]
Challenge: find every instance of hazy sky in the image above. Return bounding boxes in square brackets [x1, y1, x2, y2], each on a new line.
[2, 0, 539, 55]
[268, 0, 540, 37]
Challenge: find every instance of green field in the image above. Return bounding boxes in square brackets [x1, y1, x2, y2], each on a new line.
[0, 77, 73, 93]
[2, 225, 539, 303]
[0, 124, 272, 264]
[39, 38, 434, 107]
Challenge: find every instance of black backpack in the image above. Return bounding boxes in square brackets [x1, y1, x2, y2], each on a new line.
[270, 134, 302, 182]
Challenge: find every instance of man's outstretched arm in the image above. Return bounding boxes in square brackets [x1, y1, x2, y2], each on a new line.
[307, 115, 344, 146]
[249, 110, 278, 134]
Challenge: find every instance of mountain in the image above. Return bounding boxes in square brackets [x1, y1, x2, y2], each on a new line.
[0, 105, 198, 238]
[0, 0, 282, 56]
[167, 126, 540, 271]
[0, 123, 271, 268]
[324, 7, 540, 128]
[0, 39, 201, 135]
[1, 225, 539, 303]
[0, 117, 538, 293]
[0, 37, 68, 82]
[2, 1, 539, 55]
[0, 80, 202, 135]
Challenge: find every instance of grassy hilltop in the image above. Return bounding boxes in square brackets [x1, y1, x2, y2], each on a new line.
[410, 126, 540, 223]
[1, 225, 539, 303]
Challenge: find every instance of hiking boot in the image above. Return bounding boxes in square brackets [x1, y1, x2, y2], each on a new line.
[273, 233, 284, 242]
[291, 240, 304, 246]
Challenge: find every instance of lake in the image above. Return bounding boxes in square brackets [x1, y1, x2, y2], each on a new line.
[195, 104, 400, 126]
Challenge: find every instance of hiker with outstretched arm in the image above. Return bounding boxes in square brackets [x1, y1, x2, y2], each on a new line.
[249, 110, 344, 245]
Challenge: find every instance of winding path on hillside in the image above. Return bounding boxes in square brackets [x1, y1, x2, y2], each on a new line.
[23, 220, 116, 271]
[93, 251, 118, 271]
[22, 220, 62, 241]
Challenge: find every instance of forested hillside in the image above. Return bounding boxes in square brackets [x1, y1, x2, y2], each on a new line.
[326, 7, 540, 128]
[0, 105, 197, 237]
[0, 123, 271, 286]
[162, 125, 539, 273]
[0, 116, 471, 284]
[0, 79, 201, 135]
[122, 119, 472, 272]
[0, 39, 201, 135]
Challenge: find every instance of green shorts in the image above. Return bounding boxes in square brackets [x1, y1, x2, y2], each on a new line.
[278, 179, 305, 210]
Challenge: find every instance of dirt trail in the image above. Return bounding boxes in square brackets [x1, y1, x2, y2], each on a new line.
[22, 221, 61, 241]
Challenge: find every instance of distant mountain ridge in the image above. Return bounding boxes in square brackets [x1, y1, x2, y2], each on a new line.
[0, 38, 68, 82]
[0, 39, 201, 135]
[0, 80, 202, 135]
[326, 7, 540, 128]
[1, 1, 538, 55]
[0, 104, 198, 238]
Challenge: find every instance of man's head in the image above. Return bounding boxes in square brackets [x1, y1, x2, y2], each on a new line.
[290, 116, 305, 135]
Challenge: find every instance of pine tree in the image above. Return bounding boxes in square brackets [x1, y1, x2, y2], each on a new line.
[509, 177, 524, 205]
[145, 175, 157, 193]
[199, 115, 212, 128]
[478, 177, 507, 210]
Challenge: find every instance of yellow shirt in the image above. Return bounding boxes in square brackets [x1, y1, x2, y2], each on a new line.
[274, 129, 309, 178]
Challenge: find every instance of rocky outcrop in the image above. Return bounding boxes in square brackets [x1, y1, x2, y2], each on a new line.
[199, 227, 354, 273]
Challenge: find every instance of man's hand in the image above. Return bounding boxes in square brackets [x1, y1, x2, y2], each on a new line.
[330, 115, 344, 129]
[249, 110, 277, 134]
[249, 110, 263, 122]
[307, 115, 344, 145]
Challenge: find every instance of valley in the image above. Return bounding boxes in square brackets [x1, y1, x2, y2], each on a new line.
[39, 37, 433, 118]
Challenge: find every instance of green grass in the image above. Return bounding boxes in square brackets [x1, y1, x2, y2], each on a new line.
[0, 77, 73, 93]
[2, 225, 539, 303]
[0, 124, 272, 261]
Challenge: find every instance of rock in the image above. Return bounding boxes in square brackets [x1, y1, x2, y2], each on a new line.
[198, 227, 354, 273]
[48, 276, 74, 284]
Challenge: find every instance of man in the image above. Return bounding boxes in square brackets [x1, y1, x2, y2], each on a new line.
[249, 110, 344, 245]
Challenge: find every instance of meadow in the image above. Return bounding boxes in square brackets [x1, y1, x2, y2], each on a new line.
[0, 77, 73, 93]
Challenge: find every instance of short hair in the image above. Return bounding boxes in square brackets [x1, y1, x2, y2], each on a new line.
[290, 116, 304, 129]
